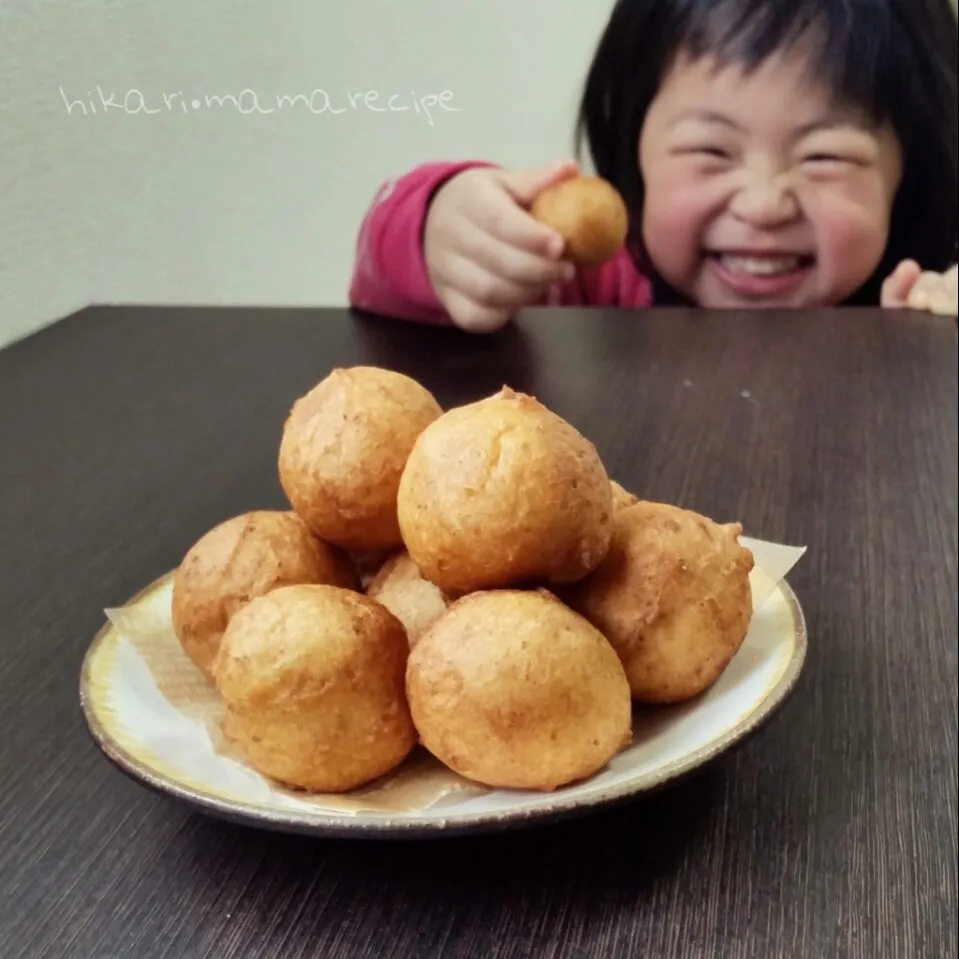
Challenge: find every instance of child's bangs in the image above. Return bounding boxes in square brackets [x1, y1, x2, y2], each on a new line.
[674, 0, 904, 126]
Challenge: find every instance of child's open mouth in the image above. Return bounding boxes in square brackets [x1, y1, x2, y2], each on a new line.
[705, 251, 816, 299]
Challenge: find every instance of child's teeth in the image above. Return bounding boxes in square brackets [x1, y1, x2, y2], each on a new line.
[720, 255, 801, 276]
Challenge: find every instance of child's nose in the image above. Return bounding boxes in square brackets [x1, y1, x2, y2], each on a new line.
[728, 175, 800, 228]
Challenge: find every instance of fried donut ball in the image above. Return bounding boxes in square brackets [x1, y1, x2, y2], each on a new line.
[366, 551, 450, 647]
[406, 589, 632, 791]
[563, 501, 755, 704]
[397, 387, 613, 592]
[610, 479, 639, 511]
[214, 584, 417, 793]
[171, 510, 359, 680]
[278, 366, 442, 552]
[530, 175, 628, 268]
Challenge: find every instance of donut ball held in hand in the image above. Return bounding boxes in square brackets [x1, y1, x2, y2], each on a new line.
[366, 551, 451, 647]
[170, 510, 359, 680]
[530, 175, 629, 268]
[278, 366, 443, 553]
[213, 584, 417, 793]
[406, 589, 632, 791]
[563, 501, 755, 704]
[397, 387, 613, 593]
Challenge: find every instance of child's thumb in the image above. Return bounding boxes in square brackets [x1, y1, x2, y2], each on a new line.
[498, 160, 579, 206]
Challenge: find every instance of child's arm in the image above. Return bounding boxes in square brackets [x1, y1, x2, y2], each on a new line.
[347, 162, 653, 326]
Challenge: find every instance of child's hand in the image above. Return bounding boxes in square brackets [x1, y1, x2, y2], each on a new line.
[423, 161, 580, 332]
[881, 260, 958, 316]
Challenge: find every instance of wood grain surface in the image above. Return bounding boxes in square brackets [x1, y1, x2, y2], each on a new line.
[0, 305, 956, 959]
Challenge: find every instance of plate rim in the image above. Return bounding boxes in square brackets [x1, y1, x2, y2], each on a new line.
[79, 572, 808, 839]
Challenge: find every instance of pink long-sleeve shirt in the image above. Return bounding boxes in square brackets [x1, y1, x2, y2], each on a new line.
[347, 161, 654, 325]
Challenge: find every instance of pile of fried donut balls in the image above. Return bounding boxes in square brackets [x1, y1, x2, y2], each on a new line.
[169, 168, 750, 798]
[169, 359, 756, 797]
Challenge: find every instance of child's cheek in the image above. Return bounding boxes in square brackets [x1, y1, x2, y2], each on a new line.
[642, 177, 714, 279]
[810, 192, 890, 286]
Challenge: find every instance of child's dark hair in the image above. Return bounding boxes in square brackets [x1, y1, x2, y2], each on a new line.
[574, 0, 958, 305]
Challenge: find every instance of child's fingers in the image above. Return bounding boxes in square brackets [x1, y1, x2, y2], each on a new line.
[908, 270, 959, 317]
[905, 273, 934, 310]
[880, 259, 922, 308]
[444, 254, 545, 311]
[944, 264, 959, 295]
[440, 287, 513, 334]
[479, 162, 580, 258]
[465, 234, 575, 289]
[472, 194, 566, 259]
[497, 160, 580, 207]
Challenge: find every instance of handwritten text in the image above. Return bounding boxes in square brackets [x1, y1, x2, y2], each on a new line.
[59, 85, 461, 126]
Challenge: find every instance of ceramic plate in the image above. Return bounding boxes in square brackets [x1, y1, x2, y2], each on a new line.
[80, 551, 806, 839]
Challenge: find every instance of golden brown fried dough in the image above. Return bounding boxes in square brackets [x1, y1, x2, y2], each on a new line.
[366, 551, 451, 647]
[278, 366, 442, 552]
[170, 510, 359, 681]
[397, 387, 613, 592]
[610, 479, 639, 511]
[406, 589, 632, 791]
[563, 501, 754, 704]
[530, 175, 628, 268]
[214, 584, 417, 793]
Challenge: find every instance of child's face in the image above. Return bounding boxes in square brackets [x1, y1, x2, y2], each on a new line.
[638, 46, 903, 308]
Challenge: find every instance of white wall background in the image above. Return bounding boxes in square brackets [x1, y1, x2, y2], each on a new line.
[0, 0, 613, 349]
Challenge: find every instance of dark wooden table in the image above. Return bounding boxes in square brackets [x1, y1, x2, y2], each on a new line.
[1, 305, 956, 959]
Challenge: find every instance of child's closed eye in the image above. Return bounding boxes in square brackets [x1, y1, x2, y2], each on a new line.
[672, 144, 732, 160]
[802, 153, 858, 165]
[799, 153, 870, 178]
